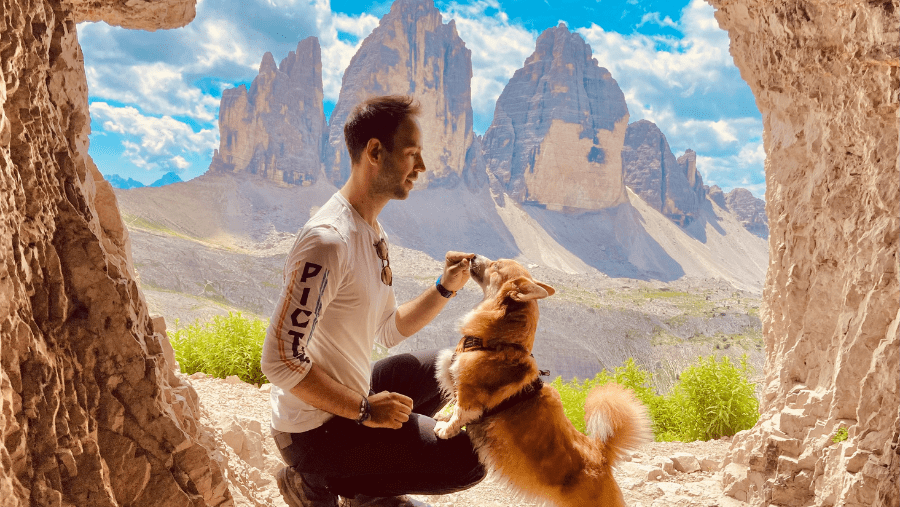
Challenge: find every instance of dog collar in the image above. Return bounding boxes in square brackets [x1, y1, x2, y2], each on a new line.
[459, 336, 550, 377]
[480, 376, 545, 420]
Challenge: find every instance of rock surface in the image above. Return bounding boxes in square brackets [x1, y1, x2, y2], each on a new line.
[723, 188, 768, 238]
[1, 0, 231, 505]
[482, 23, 630, 211]
[324, 0, 484, 190]
[623, 120, 706, 226]
[707, 0, 899, 505]
[188, 372, 746, 507]
[209, 37, 327, 186]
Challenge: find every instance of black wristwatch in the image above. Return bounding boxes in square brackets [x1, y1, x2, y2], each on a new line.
[356, 396, 371, 425]
[435, 275, 456, 298]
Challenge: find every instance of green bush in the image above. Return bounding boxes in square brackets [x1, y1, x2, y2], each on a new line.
[832, 426, 849, 443]
[170, 312, 269, 385]
[668, 355, 759, 441]
[553, 355, 759, 442]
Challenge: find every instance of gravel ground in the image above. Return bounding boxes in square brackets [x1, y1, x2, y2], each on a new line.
[186, 373, 746, 507]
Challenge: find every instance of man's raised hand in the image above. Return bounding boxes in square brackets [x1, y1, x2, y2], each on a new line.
[441, 251, 475, 292]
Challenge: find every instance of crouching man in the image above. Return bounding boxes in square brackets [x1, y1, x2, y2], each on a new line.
[260, 95, 486, 507]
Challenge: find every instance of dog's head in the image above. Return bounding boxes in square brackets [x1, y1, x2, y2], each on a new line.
[469, 255, 555, 303]
[460, 255, 555, 350]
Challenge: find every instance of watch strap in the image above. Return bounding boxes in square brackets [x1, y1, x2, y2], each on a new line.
[435, 275, 456, 298]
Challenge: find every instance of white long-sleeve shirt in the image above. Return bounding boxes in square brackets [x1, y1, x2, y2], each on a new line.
[261, 192, 407, 433]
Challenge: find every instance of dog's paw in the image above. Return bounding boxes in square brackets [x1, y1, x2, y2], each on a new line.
[434, 411, 451, 423]
[434, 421, 457, 439]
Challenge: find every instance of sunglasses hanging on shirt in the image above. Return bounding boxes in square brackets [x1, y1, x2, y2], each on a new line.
[373, 238, 392, 286]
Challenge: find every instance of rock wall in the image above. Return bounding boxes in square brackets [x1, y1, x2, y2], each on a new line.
[483, 23, 630, 212]
[208, 37, 327, 186]
[325, 0, 484, 190]
[1, 0, 231, 505]
[622, 120, 706, 225]
[708, 0, 899, 506]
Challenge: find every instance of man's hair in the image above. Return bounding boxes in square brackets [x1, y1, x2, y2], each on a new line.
[344, 95, 420, 164]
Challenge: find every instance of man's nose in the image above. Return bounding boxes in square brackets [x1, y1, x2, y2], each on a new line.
[414, 153, 426, 172]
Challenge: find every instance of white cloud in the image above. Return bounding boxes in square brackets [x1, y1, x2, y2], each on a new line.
[90, 102, 218, 172]
[440, 1, 537, 131]
[637, 12, 678, 29]
[315, 11, 380, 101]
[696, 139, 766, 195]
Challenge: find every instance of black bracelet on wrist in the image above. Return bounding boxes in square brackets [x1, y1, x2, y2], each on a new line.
[356, 396, 371, 425]
[435, 275, 456, 298]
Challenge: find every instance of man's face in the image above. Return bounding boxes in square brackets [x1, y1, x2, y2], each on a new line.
[373, 116, 426, 200]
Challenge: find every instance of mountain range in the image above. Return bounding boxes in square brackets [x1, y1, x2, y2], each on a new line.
[107, 171, 183, 189]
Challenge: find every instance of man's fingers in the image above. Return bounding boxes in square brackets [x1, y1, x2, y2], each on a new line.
[445, 251, 475, 265]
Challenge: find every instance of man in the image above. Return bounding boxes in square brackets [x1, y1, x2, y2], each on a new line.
[260, 95, 486, 507]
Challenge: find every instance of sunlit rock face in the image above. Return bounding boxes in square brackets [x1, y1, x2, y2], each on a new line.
[483, 23, 630, 212]
[622, 120, 705, 226]
[708, 0, 899, 506]
[209, 37, 327, 186]
[325, 0, 485, 190]
[71, 0, 196, 29]
[0, 0, 231, 505]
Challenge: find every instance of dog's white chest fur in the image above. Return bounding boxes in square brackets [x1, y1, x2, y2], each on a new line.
[435, 349, 458, 401]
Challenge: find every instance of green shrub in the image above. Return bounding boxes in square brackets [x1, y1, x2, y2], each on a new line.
[552, 358, 657, 434]
[832, 426, 849, 443]
[171, 312, 269, 385]
[553, 355, 759, 442]
[668, 355, 759, 441]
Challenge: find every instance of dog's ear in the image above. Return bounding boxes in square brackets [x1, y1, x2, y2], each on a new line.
[536, 281, 555, 297]
[509, 279, 552, 302]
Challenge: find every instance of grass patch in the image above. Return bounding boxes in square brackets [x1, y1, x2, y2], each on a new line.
[553, 355, 759, 442]
[122, 213, 194, 240]
[171, 312, 269, 385]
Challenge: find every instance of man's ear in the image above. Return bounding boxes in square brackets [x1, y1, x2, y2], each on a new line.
[364, 138, 382, 166]
[508, 279, 552, 302]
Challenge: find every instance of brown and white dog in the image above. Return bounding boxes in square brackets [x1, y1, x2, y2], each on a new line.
[434, 256, 651, 507]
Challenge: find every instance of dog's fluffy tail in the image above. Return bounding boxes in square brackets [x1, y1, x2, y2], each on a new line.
[584, 383, 653, 464]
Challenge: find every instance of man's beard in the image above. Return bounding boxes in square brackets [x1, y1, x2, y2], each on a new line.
[375, 158, 412, 199]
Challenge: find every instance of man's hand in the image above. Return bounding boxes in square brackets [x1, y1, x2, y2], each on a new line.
[441, 251, 475, 292]
[363, 391, 414, 429]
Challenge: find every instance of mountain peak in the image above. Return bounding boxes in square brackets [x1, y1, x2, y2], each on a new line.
[325, 0, 480, 190]
[483, 21, 629, 211]
[259, 52, 277, 74]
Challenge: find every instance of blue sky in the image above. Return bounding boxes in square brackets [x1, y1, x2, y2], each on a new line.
[78, 0, 765, 198]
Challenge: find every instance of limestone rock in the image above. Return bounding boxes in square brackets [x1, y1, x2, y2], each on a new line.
[671, 452, 701, 473]
[325, 0, 485, 190]
[707, 184, 728, 209]
[724, 188, 768, 238]
[0, 0, 231, 505]
[622, 120, 705, 226]
[482, 23, 630, 211]
[708, 0, 900, 505]
[71, 0, 196, 30]
[209, 37, 327, 186]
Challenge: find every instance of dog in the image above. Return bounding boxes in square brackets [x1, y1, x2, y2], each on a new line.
[434, 255, 651, 507]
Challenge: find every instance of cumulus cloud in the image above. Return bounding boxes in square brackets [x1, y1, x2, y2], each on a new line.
[440, 0, 537, 132]
[637, 12, 678, 29]
[696, 139, 766, 195]
[90, 102, 218, 172]
[316, 11, 380, 100]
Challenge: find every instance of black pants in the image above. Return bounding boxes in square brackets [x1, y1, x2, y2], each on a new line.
[273, 349, 486, 498]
